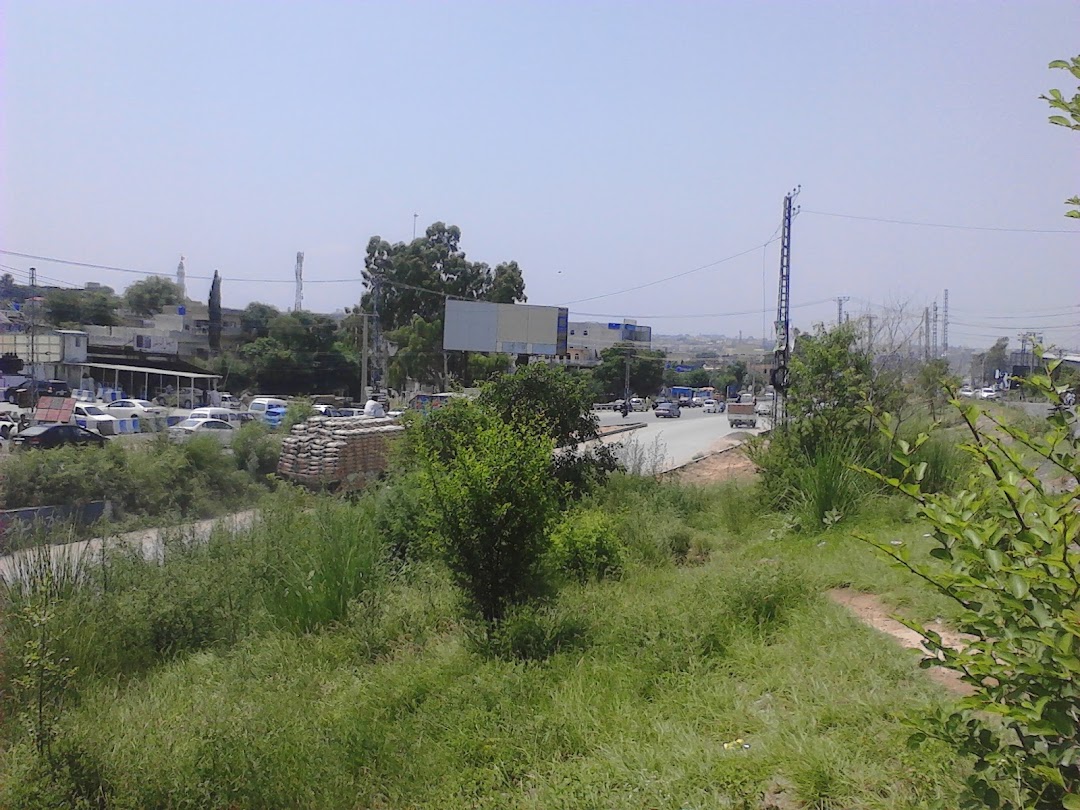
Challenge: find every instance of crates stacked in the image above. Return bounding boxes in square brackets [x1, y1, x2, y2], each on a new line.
[277, 416, 404, 490]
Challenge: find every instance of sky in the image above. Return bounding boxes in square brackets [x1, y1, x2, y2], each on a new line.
[1, 1, 1078, 350]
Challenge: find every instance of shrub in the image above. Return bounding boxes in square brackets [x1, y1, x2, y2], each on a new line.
[416, 404, 561, 624]
[232, 421, 282, 476]
[549, 508, 625, 582]
[281, 400, 315, 432]
[859, 366, 1080, 810]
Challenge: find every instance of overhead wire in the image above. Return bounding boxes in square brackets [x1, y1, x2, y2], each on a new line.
[802, 209, 1079, 234]
[562, 235, 782, 306]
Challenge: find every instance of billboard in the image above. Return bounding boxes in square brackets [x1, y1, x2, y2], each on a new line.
[443, 300, 569, 355]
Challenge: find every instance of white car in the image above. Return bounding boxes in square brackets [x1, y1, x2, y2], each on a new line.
[104, 399, 165, 420]
[629, 397, 646, 412]
[168, 417, 236, 445]
[978, 387, 1000, 400]
[72, 404, 119, 434]
[703, 399, 723, 413]
[219, 392, 240, 410]
[958, 387, 975, 398]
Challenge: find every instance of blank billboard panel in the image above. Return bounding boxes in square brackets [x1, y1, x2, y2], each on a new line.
[443, 300, 569, 355]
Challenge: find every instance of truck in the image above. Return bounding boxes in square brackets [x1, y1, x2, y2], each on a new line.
[726, 402, 757, 429]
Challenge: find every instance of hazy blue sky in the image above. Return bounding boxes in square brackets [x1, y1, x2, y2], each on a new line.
[2, 1, 1078, 348]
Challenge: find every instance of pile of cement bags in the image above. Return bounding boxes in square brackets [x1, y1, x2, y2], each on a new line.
[277, 416, 404, 490]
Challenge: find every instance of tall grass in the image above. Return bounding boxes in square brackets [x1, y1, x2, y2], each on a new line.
[0, 513, 963, 809]
[0, 491, 385, 693]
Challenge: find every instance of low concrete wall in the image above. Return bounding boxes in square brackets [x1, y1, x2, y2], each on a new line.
[0, 500, 112, 549]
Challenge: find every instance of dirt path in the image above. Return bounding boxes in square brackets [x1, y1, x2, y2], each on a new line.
[827, 588, 975, 696]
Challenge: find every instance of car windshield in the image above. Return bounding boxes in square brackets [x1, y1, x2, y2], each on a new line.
[176, 419, 201, 428]
[82, 406, 105, 415]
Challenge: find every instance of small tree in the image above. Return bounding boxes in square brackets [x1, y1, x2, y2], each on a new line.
[123, 277, 183, 317]
[418, 405, 560, 624]
[208, 271, 222, 351]
[860, 362, 1080, 809]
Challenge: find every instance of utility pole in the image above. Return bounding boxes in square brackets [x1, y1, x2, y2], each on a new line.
[360, 313, 369, 401]
[932, 301, 939, 359]
[413, 214, 418, 241]
[942, 289, 949, 358]
[835, 296, 849, 327]
[371, 276, 385, 401]
[623, 348, 632, 405]
[28, 267, 37, 395]
[771, 186, 800, 426]
[923, 307, 931, 362]
[867, 314, 874, 354]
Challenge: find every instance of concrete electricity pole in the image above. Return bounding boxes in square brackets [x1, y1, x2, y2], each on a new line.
[835, 296, 849, 327]
[942, 289, 949, 357]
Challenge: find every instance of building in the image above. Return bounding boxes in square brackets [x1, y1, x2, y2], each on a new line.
[83, 304, 246, 365]
[0, 329, 88, 384]
[555, 320, 652, 366]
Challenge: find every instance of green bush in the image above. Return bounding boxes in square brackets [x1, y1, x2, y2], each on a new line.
[281, 400, 315, 432]
[860, 370, 1080, 809]
[416, 404, 562, 624]
[0, 435, 257, 521]
[549, 508, 625, 582]
[371, 473, 438, 562]
[231, 420, 282, 476]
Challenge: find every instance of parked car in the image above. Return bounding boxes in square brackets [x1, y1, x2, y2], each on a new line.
[5, 379, 71, 404]
[168, 417, 236, 445]
[654, 402, 681, 418]
[249, 397, 289, 423]
[103, 399, 164, 420]
[13, 424, 107, 450]
[219, 392, 240, 410]
[0, 412, 18, 439]
[958, 386, 975, 398]
[264, 405, 288, 429]
[189, 407, 246, 426]
[236, 411, 257, 424]
[978, 387, 1000, 400]
[72, 404, 119, 434]
[703, 399, 724, 413]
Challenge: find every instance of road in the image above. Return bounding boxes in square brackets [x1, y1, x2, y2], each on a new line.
[592, 407, 767, 472]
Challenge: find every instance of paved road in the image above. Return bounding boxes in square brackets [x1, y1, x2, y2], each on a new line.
[593, 407, 767, 472]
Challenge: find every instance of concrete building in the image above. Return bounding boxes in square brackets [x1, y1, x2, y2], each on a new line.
[0, 329, 88, 384]
[556, 320, 652, 366]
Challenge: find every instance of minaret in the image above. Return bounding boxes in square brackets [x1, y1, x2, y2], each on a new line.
[177, 255, 186, 299]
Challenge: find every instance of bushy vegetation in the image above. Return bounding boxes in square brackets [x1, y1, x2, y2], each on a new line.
[0, 435, 272, 523]
[860, 365, 1080, 809]
[0, 473, 967, 808]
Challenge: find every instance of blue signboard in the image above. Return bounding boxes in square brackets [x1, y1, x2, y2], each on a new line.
[177, 305, 186, 316]
[674, 365, 694, 373]
[608, 323, 622, 330]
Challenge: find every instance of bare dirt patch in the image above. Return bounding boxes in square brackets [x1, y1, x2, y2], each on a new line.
[828, 588, 975, 696]
[666, 441, 759, 485]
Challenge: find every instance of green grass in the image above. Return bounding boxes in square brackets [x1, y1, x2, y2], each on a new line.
[0, 476, 967, 808]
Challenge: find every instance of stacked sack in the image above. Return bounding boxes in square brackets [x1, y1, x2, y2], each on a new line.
[277, 415, 404, 490]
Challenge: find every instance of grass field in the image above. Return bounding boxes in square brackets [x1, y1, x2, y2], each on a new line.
[0, 472, 969, 809]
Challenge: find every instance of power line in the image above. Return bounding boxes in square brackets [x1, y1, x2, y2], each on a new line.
[569, 298, 834, 320]
[0, 248, 364, 285]
[803, 209, 1079, 234]
[563, 238, 780, 306]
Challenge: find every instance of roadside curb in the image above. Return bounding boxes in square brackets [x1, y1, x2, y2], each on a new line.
[597, 422, 647, 439]
[661, 438, 749, 476]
